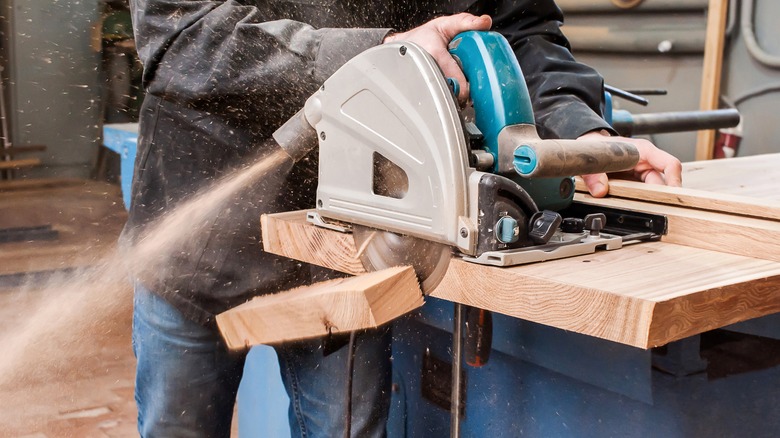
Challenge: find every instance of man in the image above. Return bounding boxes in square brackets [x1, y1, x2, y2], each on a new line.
[126, 1, 681, 437]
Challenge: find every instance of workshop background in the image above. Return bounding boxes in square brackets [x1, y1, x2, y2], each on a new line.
[0, 0, 778, 436]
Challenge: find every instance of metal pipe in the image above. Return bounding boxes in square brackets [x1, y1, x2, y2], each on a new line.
[605, 84, 650, 106]
[565, 25, 705, 54]
[612, 108, 741, 136]
[741, 0, 780, 68]
[558, 0, 708, 13]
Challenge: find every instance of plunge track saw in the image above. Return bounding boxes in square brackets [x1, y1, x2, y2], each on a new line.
[272, 31, 667, 292]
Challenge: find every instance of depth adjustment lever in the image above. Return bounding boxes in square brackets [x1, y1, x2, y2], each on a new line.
[528, 210, 562, 245]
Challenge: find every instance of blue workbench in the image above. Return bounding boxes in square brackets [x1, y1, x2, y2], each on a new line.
[102, 123, 139, 210]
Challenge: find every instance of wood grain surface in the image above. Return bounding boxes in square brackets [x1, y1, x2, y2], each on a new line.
[261, 210, 780, 348]
[682, 153, 780, 200]
[217, 266, 423, 348]
[575, 178, 780, 221]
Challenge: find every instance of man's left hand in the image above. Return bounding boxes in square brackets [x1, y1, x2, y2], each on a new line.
[577, 130, 683, 198]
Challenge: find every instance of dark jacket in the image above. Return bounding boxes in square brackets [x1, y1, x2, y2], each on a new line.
[124, 0, 614, 326]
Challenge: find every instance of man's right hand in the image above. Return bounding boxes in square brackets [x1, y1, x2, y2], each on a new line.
[383, 13, 492, 102]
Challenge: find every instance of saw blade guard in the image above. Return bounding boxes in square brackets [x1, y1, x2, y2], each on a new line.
[303, 42, 477, 254]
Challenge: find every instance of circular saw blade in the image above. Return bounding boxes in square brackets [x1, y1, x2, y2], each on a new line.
[352, 225, 451, 294]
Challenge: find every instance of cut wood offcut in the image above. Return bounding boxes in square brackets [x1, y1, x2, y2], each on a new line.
[216, 266, 423, 349]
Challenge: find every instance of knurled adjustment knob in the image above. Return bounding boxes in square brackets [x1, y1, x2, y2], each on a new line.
[495, 216, 520, 244]
[528, 210, 562, 244]
[560, 217, 584, 233]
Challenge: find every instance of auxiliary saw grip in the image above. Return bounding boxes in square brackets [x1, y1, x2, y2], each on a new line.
[513, 137, 640, 178]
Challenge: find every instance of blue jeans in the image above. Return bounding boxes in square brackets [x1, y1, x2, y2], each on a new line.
[132, 284, 392, 438]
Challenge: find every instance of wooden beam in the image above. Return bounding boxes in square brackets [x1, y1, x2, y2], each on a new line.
[574, 193, 780, 262]
[1, 145, 46, 156]
[574, 178, 780, 221]
[695, 0, 729, 160]
[0, 178, 85, 193]
[216, 266, 423, 349]
[261, 210, 780, 349]
[261, 210, 367, 276]
[0, 158, 41, 170]
[0, 180, 126, 276]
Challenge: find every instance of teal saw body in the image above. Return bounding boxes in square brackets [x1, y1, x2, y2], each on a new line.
[449, 30, 577, 212]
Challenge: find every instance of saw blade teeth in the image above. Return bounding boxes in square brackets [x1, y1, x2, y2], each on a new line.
[352, 225, 450, 294]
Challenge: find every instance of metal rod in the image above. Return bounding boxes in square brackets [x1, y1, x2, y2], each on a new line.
[451, 302, 464, 438]
[605, 84, 650, 106]
[344, 331, 357, 438]
[613, 108, 741, 136]
[623, 89, 668, 96]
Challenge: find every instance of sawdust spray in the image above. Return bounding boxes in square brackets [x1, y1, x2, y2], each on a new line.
[0, 149, 291, 390]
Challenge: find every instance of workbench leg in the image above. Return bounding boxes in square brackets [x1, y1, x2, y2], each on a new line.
[451, 302, 464, 438]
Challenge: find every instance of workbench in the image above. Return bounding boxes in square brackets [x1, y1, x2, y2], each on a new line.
[258, 154, 780, 436]
[261, 154, 780, 349]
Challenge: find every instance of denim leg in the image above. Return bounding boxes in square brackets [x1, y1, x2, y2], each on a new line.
[275, 326, 393, 438]
[132, 284, 246, 438]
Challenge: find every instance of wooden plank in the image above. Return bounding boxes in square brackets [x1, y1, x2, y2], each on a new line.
[261, 210, 367, 276]
[682, 153, 780, 200]
[574, 193, 780, 263]
[574, 178, 780, 221]
[0, 180, 126, 276]
[0, 178, 85, 193]
[1, 145, 46, 156]
[0, 158, 41, 170]
[216, 266, 423, 348]
[695, 0, 729, 160]
[261, 210, 780, 348]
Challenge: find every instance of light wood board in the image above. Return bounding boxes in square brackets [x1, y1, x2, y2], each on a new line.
[261, 210, 780, 349]
[574, 178, 780, 221]
[682, 153, 780, 200]
[217, 266, 423, 348]
[695, 0, 729, 160]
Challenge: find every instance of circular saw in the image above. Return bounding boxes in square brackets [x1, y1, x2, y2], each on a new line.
[288, 33, 644, 294]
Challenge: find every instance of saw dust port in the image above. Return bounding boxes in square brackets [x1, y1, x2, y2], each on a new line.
[0, 149, 290, 433]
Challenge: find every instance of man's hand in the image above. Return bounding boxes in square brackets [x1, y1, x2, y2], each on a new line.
[383, 13, 492, 102]
[578, 131, 682, 198]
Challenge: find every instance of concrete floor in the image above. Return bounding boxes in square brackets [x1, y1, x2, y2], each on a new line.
[0, 179, 243, 437]
[0, 282, 138, 437]
[0, 180, 138, 436]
